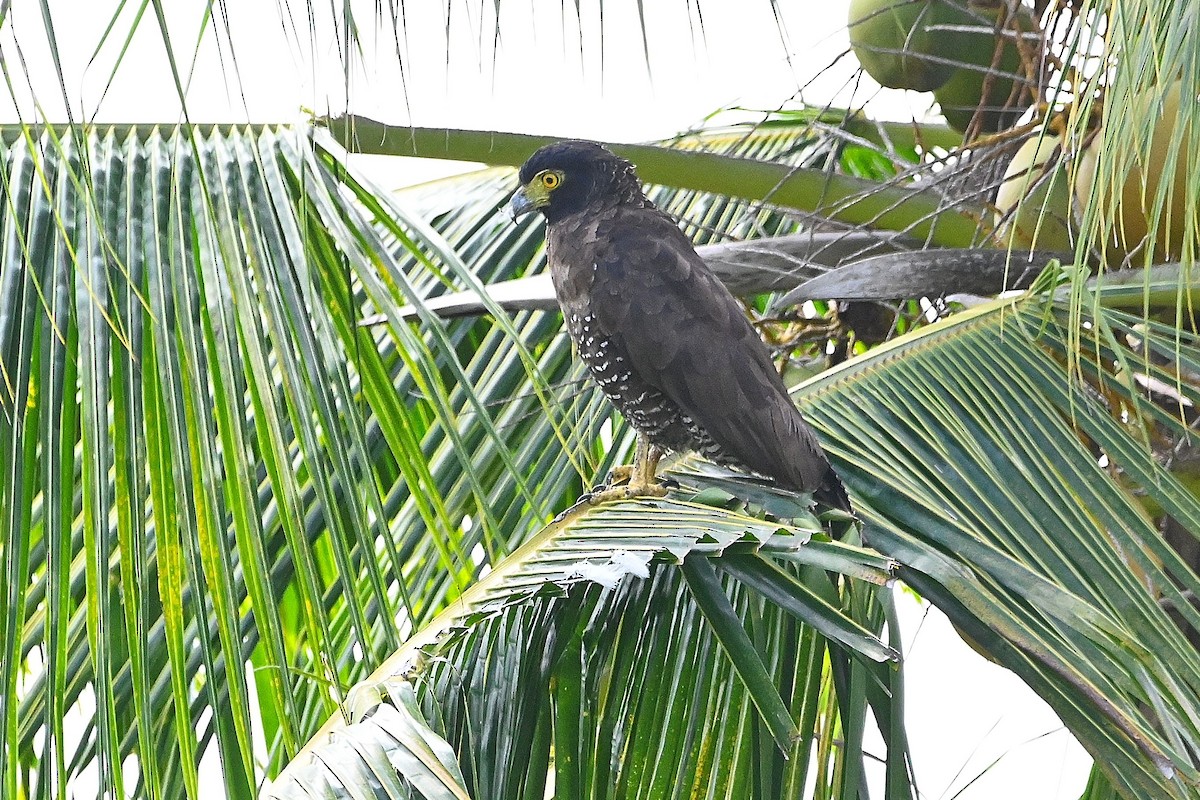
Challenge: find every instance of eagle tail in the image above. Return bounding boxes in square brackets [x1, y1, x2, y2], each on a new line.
[813, 468, 852, 514]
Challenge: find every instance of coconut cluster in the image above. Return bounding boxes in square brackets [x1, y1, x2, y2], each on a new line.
[847, 0, 1036, 135]
[850, 0, 1198, 261]
[994, 84, 1195, 260]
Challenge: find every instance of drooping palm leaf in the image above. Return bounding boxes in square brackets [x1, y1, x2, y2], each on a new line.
[265, 484, 901, 800]
[0, 122, 598, 799]
[799, 282, 1200, 798]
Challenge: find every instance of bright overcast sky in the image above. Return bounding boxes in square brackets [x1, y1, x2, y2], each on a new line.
[1, 1, 937, 138]
[5, 1, 1090, 797]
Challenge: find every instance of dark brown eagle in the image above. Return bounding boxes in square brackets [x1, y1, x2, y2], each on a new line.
[509, 140, 850, 512]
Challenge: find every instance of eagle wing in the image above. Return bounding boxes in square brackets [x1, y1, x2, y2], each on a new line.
[588, 206, 835, 496]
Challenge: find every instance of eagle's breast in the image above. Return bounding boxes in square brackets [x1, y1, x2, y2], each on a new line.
[547, 216, 695, 452]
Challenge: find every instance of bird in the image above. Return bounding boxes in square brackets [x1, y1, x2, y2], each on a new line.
[508, 140, 850, 513]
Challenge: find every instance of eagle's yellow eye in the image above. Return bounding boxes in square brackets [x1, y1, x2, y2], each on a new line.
[539, 171, 562, 190]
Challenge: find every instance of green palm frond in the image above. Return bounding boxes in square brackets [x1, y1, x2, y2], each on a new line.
[328, 118, 986, 249]
[0, 122, 590, 799]
[801, 286, 1200, 798]
[266, 487, 900, 800]
[1069, 2, 1200, 272]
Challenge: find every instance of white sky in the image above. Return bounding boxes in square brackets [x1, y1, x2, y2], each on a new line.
[5, 1, 1090, 797]
[1, 2, 940, 136]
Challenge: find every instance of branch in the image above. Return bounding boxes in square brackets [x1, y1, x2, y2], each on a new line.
[363, 229, 916, 322]
[319, 117, 989, 248]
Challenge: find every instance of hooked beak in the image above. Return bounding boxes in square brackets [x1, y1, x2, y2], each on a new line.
[508, 182, 549, 221]
[508, 187, 536, 220]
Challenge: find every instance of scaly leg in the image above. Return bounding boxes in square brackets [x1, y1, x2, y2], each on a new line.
[588, 436, 668, 504]
[629, 439, 665, 493]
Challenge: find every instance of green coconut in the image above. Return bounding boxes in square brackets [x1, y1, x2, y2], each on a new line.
[848, 0, 974, 91]
[934, 3, 1036, 134]
[1074, 82, 1197, 262]
[995, 134, 1074, 251]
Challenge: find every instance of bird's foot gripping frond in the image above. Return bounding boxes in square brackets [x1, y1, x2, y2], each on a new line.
[606, 464, 634, 486]
[584, 479, 670, 505]
[586, 437, 668, 504]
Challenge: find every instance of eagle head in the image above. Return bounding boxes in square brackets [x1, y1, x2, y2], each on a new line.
[509, 140, 646, 223]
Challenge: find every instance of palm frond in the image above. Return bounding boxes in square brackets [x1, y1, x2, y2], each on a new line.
[266, 486, 900, 800]
[0, 121, 597, 798]
[327, 118, 986, 249]
[798, 287, 1200, 798]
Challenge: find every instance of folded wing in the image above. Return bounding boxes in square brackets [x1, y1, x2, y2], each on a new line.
[588, 207, 839, 500]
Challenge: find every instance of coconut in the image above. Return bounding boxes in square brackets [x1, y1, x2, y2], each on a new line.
[848, 0, 974, 92]
[995, 134, 1074, 251]
[1074, 82, 1197, 263]
[933, 3, 1036, 134]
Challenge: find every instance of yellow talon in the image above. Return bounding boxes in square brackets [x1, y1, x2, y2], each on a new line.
[607, 464, 633, 485]
[589, 437, 667, 503]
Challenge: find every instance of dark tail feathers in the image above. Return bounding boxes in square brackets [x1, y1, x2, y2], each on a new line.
[813, 467, 852, 514]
